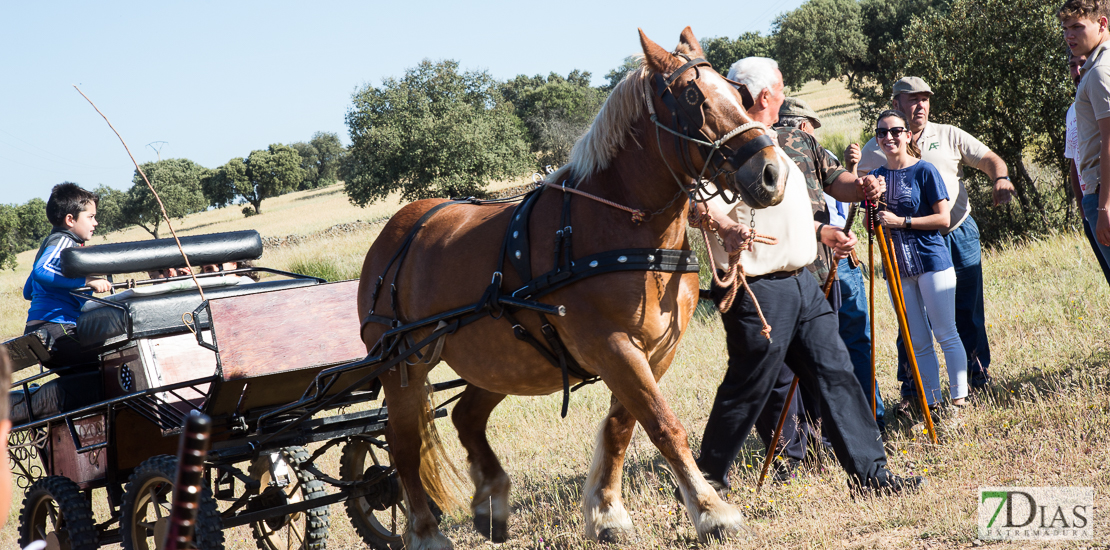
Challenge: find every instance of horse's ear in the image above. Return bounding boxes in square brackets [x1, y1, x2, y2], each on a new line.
[678, 26, 705, 58]
[639, 28, 678, 74]
[735, 83, 755, 110]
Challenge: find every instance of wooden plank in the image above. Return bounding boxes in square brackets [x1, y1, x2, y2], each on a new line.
[209, 280, 365, 382]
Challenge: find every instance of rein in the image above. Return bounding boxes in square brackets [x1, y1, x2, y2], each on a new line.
[688, 207, 776, 340]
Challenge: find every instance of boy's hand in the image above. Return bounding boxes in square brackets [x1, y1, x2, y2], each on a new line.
[86, 278, 112, 293]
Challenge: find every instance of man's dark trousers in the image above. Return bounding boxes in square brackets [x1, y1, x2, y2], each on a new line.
[896, 216, 991, 396]
[697, 272, 888, 486]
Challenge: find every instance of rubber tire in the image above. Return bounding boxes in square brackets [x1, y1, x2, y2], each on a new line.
[19, 476, 99, 550]
[249, 446, 330, 550]
[339, 438, 441, 550]
[120, 454, 225, 550]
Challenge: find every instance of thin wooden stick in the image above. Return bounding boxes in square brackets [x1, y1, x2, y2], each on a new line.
[874, 222, 937, 443]
[868, 204, 877, 418]
[757, 376, 798, 493]
[73, 86, 206, 301]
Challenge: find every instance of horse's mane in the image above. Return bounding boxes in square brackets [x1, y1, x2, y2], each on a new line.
[549, 59, 650, 184]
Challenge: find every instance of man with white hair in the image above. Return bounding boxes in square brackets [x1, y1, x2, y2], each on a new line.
[693, 57, 921, 495]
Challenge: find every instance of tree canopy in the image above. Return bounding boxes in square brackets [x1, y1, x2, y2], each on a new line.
[702, 32, 774, 75]
[501, 70, 606, 167]
[341, 59, 532, 206]
[124, 159, 209, 238]
[893, 0, 1071, 240]
[292, 132, 347, 190]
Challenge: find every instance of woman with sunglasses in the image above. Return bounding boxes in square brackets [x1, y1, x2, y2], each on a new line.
[870, 109, 968, 409]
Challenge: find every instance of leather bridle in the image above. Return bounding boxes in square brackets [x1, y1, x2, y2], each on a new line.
[642, 54, 778, 207]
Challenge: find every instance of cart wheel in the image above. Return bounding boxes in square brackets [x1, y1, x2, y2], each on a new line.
[19, 476, 99, 550]
[339, 438, 441, 550]
[121, 454, 224, 550]
[247, 446, 330, 550]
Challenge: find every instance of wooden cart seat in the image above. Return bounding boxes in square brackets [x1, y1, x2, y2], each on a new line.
[77, 279, 319, 350]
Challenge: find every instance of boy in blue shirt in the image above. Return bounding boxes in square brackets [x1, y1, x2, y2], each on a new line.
[23, 183, 111, 370]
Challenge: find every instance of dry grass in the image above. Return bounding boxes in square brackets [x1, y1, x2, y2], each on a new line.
[789, 79, 871, 162]
[3, 85, 1109, 549]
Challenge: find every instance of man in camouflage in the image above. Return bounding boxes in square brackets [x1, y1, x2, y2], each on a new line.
[694, 58, 921, 495]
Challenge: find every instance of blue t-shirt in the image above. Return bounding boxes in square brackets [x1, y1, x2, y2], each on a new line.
[24, 229, 89, 325]
[870, 161, 952, 277]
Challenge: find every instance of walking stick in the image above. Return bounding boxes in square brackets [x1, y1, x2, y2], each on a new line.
[873, 219, 938, 443]
[759, 202, 860, 491]
[868, 202, 877, 418]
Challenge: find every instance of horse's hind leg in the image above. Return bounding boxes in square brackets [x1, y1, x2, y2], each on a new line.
[582, 396, 637, 542]
[381, 369, 455, 550]
[452, 385, 511, 542]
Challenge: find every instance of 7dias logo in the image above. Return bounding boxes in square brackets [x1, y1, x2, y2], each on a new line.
[978, 487, 1093, 540]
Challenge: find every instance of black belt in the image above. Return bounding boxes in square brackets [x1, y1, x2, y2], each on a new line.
[744, 268, 803, 283]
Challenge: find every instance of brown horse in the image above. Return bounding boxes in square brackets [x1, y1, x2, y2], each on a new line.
[357, 27, 789, 549]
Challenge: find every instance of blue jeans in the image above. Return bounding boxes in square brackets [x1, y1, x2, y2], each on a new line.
[1082, 193, 1110, 280]
[1083, 218, 1110, 287]
[836, 258, 884, 425]
[897, 215, 991, 397]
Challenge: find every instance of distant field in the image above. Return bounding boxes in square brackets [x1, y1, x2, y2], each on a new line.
[3, 80, 1109, 549]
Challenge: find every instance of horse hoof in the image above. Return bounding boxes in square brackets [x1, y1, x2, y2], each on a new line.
[597, 527, 631, 544]
[473, 515, 509, 542]
[700, 524, 742, 544]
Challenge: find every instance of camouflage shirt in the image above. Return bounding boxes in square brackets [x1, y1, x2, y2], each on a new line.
[774, 126, 848, 282]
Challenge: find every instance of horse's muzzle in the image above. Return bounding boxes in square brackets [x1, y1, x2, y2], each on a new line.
[732, 154, 785, 209]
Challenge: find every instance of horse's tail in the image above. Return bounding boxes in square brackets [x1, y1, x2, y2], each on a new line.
[417, 380, 465, 514]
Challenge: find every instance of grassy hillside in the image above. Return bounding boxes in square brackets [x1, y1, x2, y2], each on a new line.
[2, 81, 1108, 549]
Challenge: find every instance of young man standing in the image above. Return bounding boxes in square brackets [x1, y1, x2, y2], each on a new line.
[1066, 49, 1110, 285]
[1061, 0, 1110, 265]
[848, 77, 1011, 406]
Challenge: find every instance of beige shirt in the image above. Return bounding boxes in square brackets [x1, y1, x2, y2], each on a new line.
[707, 150, 816, 275]
[1075, 40, 1110, 195]
[858, 122, 991, 233]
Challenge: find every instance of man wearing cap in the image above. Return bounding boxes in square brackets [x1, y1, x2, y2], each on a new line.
[693, 57, 921, 496]
[847, 77, 1012, 406]
[776, 97, 886, 433]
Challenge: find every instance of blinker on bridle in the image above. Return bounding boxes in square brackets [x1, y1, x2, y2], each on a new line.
[642, 54, 778, 208]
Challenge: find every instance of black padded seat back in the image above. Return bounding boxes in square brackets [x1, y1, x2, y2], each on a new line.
[77, 278, 319, 349]
[61, 230, 263, 278]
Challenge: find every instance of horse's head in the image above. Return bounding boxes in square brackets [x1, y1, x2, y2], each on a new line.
[639, 27, 787, 208]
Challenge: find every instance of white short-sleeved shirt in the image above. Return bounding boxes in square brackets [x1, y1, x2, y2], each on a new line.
[857, 122, 991, 233]
[1075, 39, 1110, 195]
[1066, 103, 1088, 194]
[706, 149, 816, 275]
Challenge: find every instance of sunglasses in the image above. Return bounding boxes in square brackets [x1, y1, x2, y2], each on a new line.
[875, 127, 909, 139]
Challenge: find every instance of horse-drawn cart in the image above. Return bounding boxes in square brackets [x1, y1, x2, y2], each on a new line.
[5, 230, 462, 550]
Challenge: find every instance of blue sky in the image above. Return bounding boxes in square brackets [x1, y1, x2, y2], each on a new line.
[0, 1, 802, 205]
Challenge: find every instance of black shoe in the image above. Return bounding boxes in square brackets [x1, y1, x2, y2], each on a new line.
[772, 458, 800, 485]
[851, 469, 926, 497]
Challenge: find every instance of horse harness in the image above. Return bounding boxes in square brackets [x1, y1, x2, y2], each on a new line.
[360, 56, 778, 417]
[361, 188, 699, 417]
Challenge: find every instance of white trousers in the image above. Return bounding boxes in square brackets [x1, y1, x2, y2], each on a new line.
[891, 267, 967, 404]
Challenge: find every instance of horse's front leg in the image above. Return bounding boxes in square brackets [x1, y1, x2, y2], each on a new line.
[597, 349, 744, 544]
[582, 396, 637, 542]
[451, 385, 511, 542]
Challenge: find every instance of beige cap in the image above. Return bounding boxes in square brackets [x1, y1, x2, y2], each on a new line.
[778, 97, 821, 128]
[892, 76, 933, 98]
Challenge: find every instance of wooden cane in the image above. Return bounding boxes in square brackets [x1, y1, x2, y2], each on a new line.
[874, 222, 938, 443]
[757, 375, 799, 492]
[868, 203, 877, 418]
